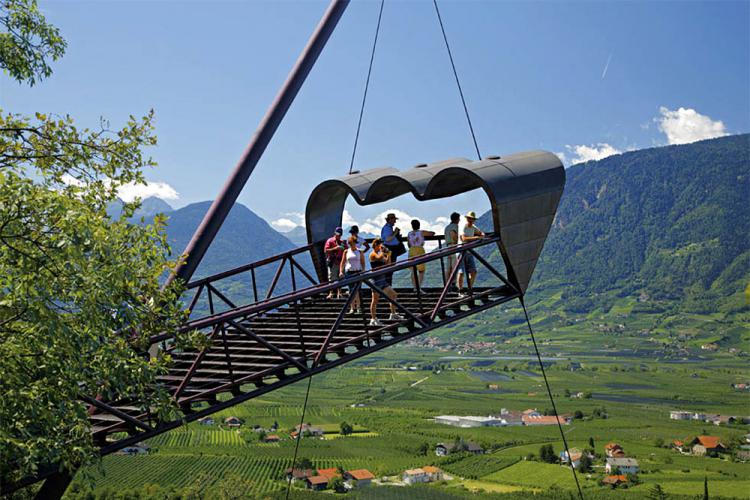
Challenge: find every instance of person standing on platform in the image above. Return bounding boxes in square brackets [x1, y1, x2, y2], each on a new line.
[339, 236, 365, 314]
[380, 213, 405, 287]
[457, 211, 484, 298]
[348, 225, 370, 252]
[323, 227, 345, 299]
[407, 219, 435, 290]
[443, 212, 460, 287]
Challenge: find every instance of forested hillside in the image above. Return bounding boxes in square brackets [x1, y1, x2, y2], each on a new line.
[479, 134, 749, 315]
[164, 201, 295, 280]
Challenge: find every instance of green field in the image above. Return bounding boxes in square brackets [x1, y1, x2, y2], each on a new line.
[65, 299, 750, 500]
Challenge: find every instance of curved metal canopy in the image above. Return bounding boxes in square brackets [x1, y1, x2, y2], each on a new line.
[305, 150, 565, 293]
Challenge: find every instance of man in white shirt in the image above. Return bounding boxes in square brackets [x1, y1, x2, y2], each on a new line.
[457, 211, 484, 297]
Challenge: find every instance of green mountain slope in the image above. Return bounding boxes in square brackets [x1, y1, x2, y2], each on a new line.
[476, 134, 749, 315]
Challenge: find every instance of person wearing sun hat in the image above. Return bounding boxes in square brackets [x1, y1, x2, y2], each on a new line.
[457, 211, 484, 298]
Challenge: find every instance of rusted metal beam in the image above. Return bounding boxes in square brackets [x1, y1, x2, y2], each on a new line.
[226, 319, 308, 372]
[80, 395, 152, 432]
[313, 284, 360, 367]
[430, 253, 464, 322]
[168, 0, 350, 286]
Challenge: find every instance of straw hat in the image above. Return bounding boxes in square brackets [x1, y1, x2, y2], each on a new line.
[465, 211, 477, 220]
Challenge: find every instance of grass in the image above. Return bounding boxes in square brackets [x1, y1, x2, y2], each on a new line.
[67, 298, 750, 499]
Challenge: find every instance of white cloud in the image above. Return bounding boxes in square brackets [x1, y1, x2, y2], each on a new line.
[117, 181, 179, 202]
[344, 208, 459, 250]
[565, 143, 622, 164]
[554, 151, 568, 165]
[655, 106, 728, 145]
[271, 212, 305, 232]
[60, 175, 179, 202]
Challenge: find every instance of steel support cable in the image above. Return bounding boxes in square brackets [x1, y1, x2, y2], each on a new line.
[348, 0, 385, 174]
[285, 375, 314, 500]
[520, 298, 584, 500]
[432, 0, 482, 161]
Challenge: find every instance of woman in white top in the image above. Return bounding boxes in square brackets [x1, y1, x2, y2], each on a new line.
[339, 236, 365, 314]
[407, 219, 435, 290]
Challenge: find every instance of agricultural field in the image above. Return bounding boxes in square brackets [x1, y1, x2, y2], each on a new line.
[66, 332, 750, 499]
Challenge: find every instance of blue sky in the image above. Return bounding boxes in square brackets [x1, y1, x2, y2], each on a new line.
[2, 0, 748, 235]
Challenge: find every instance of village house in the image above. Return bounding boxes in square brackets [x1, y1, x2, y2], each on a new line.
[344, 469, 375, 488]
[559, 448, 588, 468]
[285, 468, 312, 483]
[224, 416, 242, 428]
[435, 441, 484, 456]
[605, 457, 639, 475]
[403, 468, 429, 485]
[422, 466, 444, 482]
[292, 423, 324, 438]
[263, 434, 280, 443]
[711, 415, 736, 426]
[118, 442, 150, 455]
[522, 414, 570, 426]
[498, 409, 524, 425]
[305, 475, 328, 491]
[604, 442, 625, 458]
[317, 468, 341, 482]
[601, 475, 628, 487]
[690, 436, 727, 456]
[198, 416, 214, 425]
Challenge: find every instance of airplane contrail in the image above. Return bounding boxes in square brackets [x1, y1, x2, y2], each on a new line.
[601, 53, 613, 79]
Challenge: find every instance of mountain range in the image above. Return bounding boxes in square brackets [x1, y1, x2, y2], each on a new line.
[127, 134, 748, 318]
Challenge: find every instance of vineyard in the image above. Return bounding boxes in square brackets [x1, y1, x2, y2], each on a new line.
[438, 453, 518, 479]
[74, 354, 750, 499]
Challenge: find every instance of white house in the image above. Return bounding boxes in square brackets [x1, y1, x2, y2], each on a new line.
[669, 411, 691, 420]
[559, 448, 586, 468]
[198, 416, 214, 425]
[605, 458, 639, 475]
[403, 468, 429, 485]
[434, 415, 504, 428]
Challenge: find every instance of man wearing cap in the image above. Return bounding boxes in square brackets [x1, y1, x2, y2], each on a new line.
[380, 213, 401, 252]
[457, 211, 484, 298]
[349, 225, 370, 252]
[324, 227, 346, 299]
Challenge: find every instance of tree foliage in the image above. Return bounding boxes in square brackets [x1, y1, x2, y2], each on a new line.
[0, 0, 66, 85]
[0, 1, 198, 486]
[339, 421, 353, 436]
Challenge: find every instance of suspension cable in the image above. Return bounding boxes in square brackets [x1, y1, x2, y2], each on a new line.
[285, 375, 314, 500]
[432, 0, 481, 161]
[348, 0, 385, 174]
[521, 297, 584, 500]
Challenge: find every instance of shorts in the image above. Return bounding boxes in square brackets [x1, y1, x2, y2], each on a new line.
[327, 261, 340, 282]
[460, 253, 477, 274]
[408, 246, 426, 272]
[373, 273, 389, 290]
[345, 270, 361, 291]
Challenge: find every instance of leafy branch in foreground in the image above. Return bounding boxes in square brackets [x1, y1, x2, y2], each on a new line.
[0, 0, 66, 85]
[0, 109, 199, 484]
